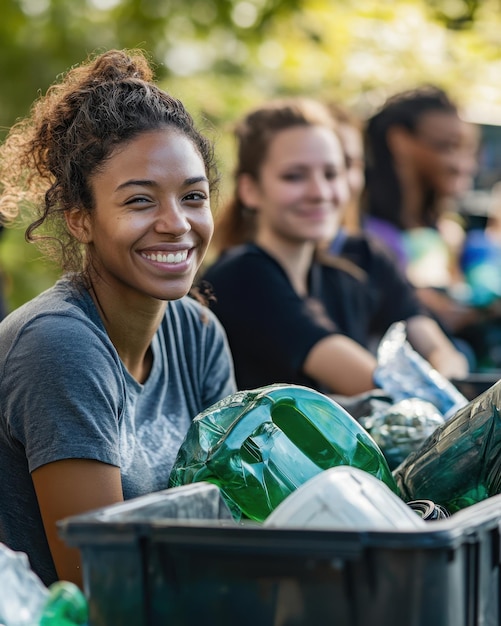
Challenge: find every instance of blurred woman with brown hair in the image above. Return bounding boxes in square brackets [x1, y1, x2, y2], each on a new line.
[202, 97, 468, 395]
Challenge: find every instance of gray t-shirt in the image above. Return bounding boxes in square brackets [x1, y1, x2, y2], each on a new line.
[0, 277, 236, 585]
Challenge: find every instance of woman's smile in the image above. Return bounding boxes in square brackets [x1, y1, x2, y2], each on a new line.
[139, 246, 192, 271]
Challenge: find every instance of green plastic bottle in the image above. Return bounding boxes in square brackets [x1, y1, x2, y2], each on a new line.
[169, 384, 399, 521]
[394, 379, 501, 513]
[39, 581, 88, 626]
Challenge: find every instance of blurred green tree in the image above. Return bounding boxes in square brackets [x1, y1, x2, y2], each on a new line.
[0, 0, 305, 135]
[1, 0, 501, 311]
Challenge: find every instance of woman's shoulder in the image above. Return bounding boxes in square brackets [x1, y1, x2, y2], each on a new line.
[0, 279, 124, 397]
[0, 277, 106, 355]
[3, 276, 96, 321]
[202, 244, 282, 288]
[205, 243, 267, 272]
[317, 247, 368, 283]
[342, 231, 401, 267]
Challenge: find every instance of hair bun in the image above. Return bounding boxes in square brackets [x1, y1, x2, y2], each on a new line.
[88, 49, 153, 84]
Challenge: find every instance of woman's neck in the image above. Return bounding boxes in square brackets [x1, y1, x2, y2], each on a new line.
[256, 233, 315, 297]
[394, 160, 429, 229]
[87, 276, 167, 383]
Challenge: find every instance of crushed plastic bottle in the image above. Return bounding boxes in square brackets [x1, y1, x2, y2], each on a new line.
[358, 397, 446, 470]
[0, 543, 48, 626]
[374, 321, 468, 419]
[39, 582, 88, 626]
[0, 542, 88, 626]
[394, 379, 501, 513]
[169, 383, 398, 521]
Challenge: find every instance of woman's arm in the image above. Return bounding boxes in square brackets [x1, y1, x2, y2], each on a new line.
[406, 314, 469, 379]
[415, 287, 481, 333]
[303, 334, 377, 395]
[32, 459, 123, 588]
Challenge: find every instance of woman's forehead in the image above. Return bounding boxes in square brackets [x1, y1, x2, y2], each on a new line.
[266, 125, 343, 160]
[415, 111, 462, 136]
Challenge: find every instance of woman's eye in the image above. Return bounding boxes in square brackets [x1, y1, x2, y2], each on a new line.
[184, 191, 208, 202]
[282, 172, 304, 182]
[125, 196, 152, 207]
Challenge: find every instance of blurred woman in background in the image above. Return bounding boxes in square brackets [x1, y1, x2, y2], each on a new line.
[201, 97, 468, 395]
[361, 86, 493, 367]
[327, 101, 471, 370]
[362, 86, 479, 324]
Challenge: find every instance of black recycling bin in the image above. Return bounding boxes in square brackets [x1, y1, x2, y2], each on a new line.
[58, 482, 501, 626]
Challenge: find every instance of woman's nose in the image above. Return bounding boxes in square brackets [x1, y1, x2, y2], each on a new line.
[308, 173, 332, 199]
[308, 173, 349, 207]
[154, 202, 190, 236]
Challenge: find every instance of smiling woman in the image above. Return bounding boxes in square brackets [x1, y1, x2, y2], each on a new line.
[202, 97, 378, 395]
[0, 49, 236, 588]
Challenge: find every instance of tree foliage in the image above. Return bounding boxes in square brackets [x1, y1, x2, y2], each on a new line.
[2, 0, 501, 131]
[0, 0, 305, 133]
[2, 0, 501, 310]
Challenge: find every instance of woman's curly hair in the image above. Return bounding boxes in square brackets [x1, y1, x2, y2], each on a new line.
[0, 49, 218, 273]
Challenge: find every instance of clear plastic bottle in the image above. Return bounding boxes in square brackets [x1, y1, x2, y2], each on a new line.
[0, 542, 88, 626]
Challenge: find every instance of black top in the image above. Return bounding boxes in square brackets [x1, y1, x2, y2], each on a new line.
[335, 230, 426, 337]
[201, 242, 424, 392]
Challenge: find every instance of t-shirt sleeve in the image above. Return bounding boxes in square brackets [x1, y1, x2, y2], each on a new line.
[199, 309, 237, 407]
[2, 314, 125, 472]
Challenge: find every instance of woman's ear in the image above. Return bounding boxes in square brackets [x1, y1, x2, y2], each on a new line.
[65, 208, 93, 244]
[386, 125, 414, 158]
[237, 173, 261, 210]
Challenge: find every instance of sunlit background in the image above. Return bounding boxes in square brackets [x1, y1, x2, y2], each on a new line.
[2, 0, 501, 309]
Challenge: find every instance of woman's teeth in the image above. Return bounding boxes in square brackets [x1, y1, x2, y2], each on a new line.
[141, 250, 188, 264]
